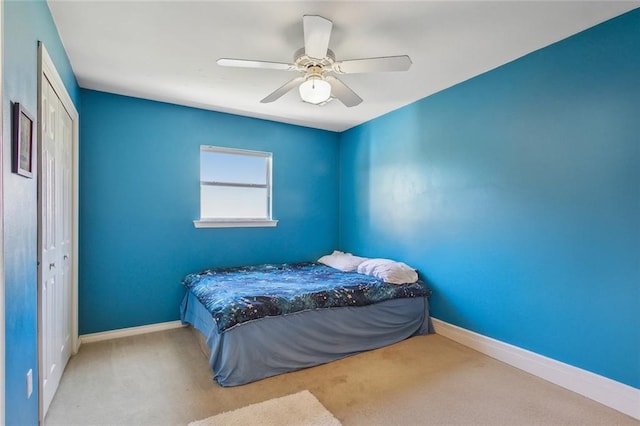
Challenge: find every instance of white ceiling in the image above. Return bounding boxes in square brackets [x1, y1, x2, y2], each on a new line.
[47, 1, 638, 132]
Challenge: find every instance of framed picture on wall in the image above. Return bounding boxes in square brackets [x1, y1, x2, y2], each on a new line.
[12, 102, 35, 178]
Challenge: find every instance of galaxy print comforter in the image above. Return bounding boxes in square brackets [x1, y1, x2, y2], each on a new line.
[182, 262, 430, 333]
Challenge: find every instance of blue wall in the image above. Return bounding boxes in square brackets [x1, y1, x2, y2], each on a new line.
[339, 9, 640, 388]
[79, 90, 340, 334]
[3, 1, 80, 425]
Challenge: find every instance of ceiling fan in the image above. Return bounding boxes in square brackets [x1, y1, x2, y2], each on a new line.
[217, 15, 412, 107]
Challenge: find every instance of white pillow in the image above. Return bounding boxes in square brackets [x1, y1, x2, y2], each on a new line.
[357, 258, 418, 284]
[317, 250, 367, 272]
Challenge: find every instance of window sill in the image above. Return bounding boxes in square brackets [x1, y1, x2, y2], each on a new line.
[193, 219, 279, 229]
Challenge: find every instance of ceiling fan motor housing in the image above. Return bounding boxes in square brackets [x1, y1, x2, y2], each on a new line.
[293, 48, 336, 75]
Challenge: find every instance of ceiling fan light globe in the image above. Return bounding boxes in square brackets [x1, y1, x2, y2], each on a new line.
[299, 77, 331, 104]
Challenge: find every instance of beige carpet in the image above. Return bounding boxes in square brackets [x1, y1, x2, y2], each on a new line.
[44, 327, 638, 425]
[188, 390, 341, 426]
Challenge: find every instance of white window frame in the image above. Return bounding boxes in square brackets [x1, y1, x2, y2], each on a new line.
[193, 145, 278, 228]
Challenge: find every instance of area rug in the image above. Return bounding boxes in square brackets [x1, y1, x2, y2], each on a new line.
[188, 390, 341, 426]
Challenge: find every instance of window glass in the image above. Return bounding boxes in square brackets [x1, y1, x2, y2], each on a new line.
[200, 186, 268, 219]
[200, 151, 267, 185]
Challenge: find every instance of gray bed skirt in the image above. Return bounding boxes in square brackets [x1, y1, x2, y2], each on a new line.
[181, 291, 433, 386]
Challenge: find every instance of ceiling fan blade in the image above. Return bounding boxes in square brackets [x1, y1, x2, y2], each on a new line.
[217, 58, 296, 71]
[333, 55, 412, 74]
[326, 76, 362, 107]
[260, 76, 305, 103]
[303, 15, 333, 60]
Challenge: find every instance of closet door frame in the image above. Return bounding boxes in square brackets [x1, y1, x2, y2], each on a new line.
[37, 42, 79, 423]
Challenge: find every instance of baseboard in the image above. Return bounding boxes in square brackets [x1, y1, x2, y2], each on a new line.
[431, 318, 640, 420]
[79, 320, 187, 345]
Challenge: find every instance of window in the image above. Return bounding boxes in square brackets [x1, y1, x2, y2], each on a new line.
[194, 146, 277, 228]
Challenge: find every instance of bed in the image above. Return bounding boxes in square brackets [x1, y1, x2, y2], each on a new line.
[180, 261, 433, 386]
